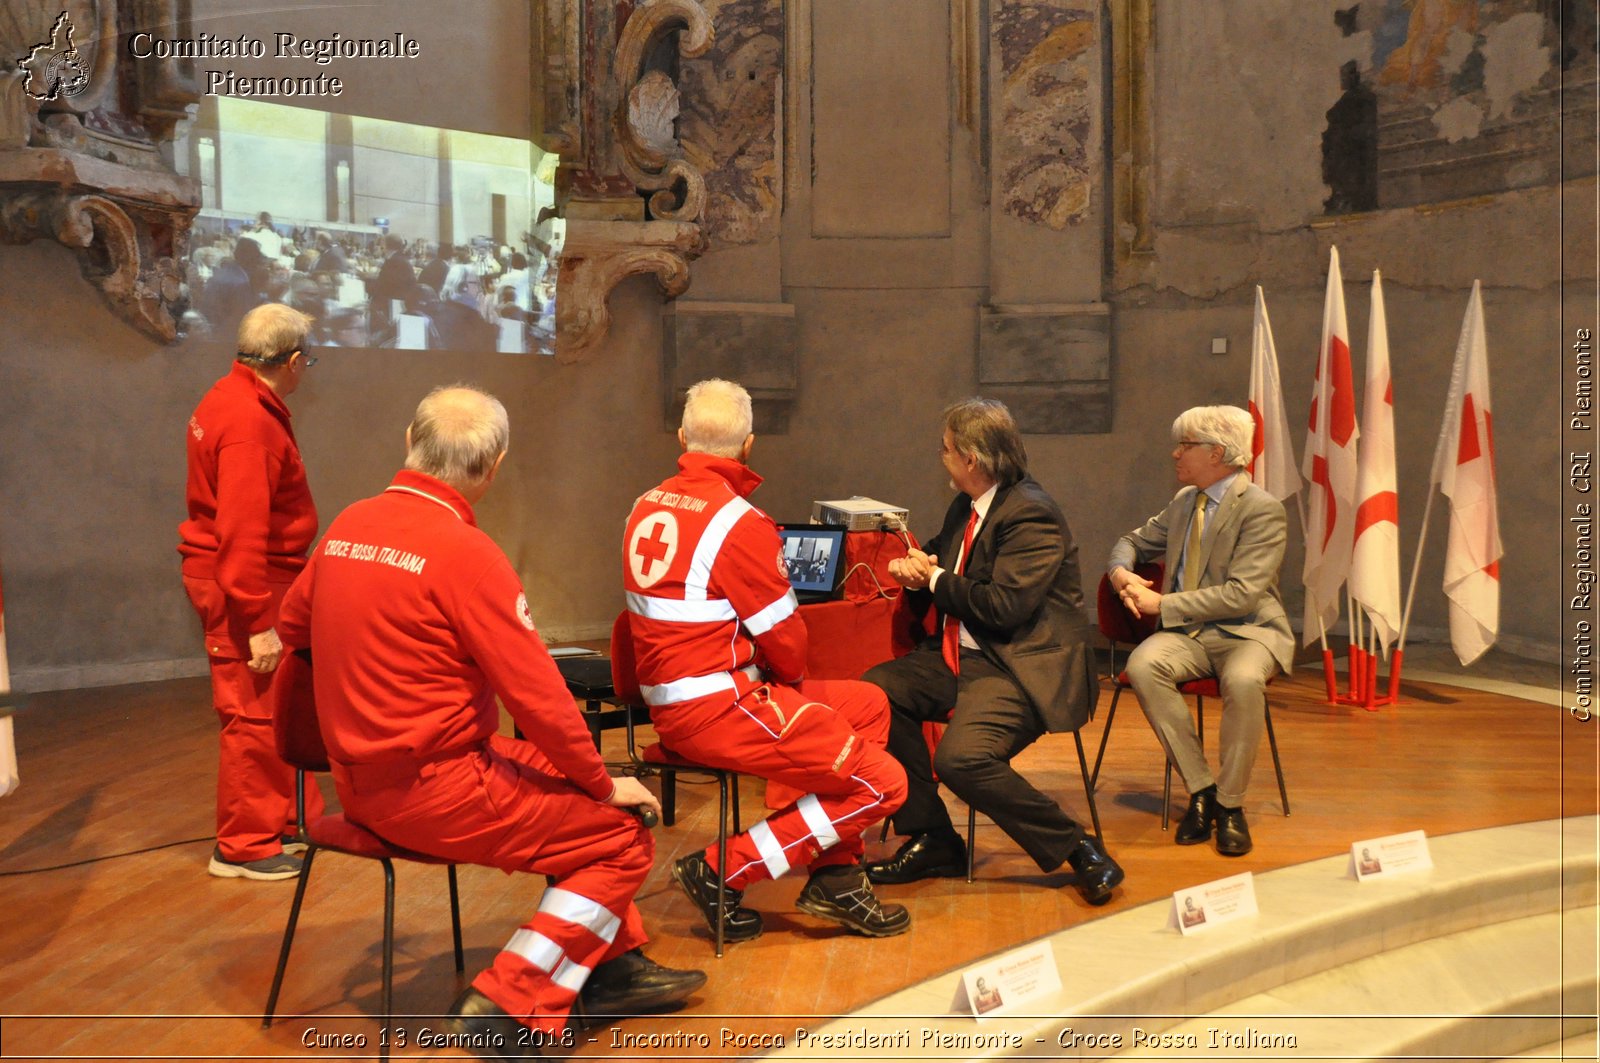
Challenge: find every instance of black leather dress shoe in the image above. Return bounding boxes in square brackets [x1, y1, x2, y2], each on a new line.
[578, 948, 707, 1017]
[1064, 836, 1124, 906]
[1174, 786, 1217, 846]
[445, 987, 544, 1059]
[1215, 805, 1253, 856]
[864, 831, 967, 885]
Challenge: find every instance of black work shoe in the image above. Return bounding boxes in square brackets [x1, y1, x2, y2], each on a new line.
[578, 948, 707, 1017]
[1215, 805, 1253, 856]
[796, 864, 912, 937]
[864, 831, 967, 885]
[1174, 786, 1217, 846]
[1064, 836, 1124, 906]
[444, 987, 544, 1059]
[671, 853, 764, 942]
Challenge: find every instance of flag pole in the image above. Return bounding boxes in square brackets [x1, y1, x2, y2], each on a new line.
[1294, 492, 1338, 701]
[1394, 486, 1439, 703]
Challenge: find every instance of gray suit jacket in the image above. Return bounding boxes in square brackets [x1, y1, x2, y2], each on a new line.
[921, 477, 1099, 733]
[1108, 475, 1294, 673]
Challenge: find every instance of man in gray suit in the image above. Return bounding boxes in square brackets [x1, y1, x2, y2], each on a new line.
[1108, 405, 1293, 856]
[863, 398, 1123, 905]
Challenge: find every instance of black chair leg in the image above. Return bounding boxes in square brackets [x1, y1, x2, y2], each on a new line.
[447, 865, 465, 972]
[263, 845, 319, 1027]
[661, 769, 678, 827]
[1074, 731, 1104, 840]
[731, 776, 742, 834]
[1265, 705, 1290, 815]
[965, 805, 977, 883]
[1162, 758, 1174, 830]
[713, 775, 729, 959]
[1090, 688, 1123, 789]
[380, 858, 396, 1062]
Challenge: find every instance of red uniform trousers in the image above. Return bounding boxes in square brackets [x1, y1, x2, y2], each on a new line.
[332, 735, 651, 1033]
[652, 678, 905, 889]
[185, 576, 323, 862]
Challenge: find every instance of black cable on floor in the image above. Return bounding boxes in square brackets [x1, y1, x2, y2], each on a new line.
[0, 835, 215, 876]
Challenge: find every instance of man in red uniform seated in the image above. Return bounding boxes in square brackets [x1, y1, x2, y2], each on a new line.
[622, 378, 910, 943]
[180, 302, 326, 881]
[278, 386, 704, 1058]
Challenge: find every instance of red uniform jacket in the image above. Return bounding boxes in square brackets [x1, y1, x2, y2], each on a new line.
[179, 363, 317, 633]
[277, 470, 612, 801]
[622, 453, 807, 730]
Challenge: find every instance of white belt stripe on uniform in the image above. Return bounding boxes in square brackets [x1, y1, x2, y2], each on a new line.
[640, 665, 760, 707]
[626, 592, 737, 624]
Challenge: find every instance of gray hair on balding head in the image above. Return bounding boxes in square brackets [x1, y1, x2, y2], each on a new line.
[681, 378, 753, 458]
[236, 303, 313, 365]
[1171, 405, 1254, 469]
[404, 385, 509, 489]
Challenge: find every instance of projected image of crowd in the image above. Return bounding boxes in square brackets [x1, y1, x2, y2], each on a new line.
[183, 213, 559, 354]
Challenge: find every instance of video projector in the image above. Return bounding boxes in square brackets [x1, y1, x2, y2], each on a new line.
[810, 496, 910, 532]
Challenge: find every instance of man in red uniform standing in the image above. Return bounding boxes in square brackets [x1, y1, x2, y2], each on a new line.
[622, 378, 909, 944]
[180, 303, 325, 881]
[278, 386, 704, 1056]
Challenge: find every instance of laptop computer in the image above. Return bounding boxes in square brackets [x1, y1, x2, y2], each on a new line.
[776, 524, 848, 604]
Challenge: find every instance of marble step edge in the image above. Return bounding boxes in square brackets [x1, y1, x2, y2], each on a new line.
[761, 819, 1597, 1062]
[1102, 908, 1598, 1062]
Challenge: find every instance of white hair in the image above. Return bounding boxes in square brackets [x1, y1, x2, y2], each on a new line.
[681, 378, 753, 458]
[236, 303, 312, 365]
[404, 385, 509, 489]
[1171, 405, 1254, 469]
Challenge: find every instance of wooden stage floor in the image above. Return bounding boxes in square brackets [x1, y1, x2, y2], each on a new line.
[0, 656, 1594, 1060]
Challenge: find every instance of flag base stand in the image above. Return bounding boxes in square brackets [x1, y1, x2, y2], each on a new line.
[1325, 646, 1403, 710]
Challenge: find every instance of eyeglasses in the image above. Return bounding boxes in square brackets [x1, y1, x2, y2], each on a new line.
[1175, 440, 1214, 451]
[298, 350, 318, 368]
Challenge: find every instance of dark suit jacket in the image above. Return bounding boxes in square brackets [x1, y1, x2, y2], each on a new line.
[916, 477, 1098, 733]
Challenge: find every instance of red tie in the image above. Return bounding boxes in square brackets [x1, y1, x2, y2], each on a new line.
[941, 508, 980, 674]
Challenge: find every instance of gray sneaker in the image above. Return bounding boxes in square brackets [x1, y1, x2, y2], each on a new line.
[207, 846, 303, 881]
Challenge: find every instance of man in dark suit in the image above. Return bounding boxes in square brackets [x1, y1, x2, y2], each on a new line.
[1108, 405, 1293, 857]
[862, 398, 1123, 905]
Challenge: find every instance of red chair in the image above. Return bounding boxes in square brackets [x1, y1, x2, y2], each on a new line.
[609, 613, 744, 957]
[1091, 564, 1290, 829]
[261, 650, 465, 1058]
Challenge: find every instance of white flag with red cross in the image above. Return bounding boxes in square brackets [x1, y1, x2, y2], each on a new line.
[1350, 270, 1401, 652]
[1247, 286, 1303, 502]
[1430, 281, 1501, 665]
[1301, 246, 1360, 645]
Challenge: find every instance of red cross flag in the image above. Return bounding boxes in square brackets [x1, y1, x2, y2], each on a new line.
[1247, 285, 1303, 502]
[1301, 246, 1360, 646]
[1430, 281, 1500, 665]
[1350, 270, 1401, 652]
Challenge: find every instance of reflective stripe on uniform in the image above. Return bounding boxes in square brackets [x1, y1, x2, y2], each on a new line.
[504, 928, 563, 971]
[747, 819, 791, 879]
[537, 887, 622, 944]
[640, 664, 760, 707]
[625, 592, 738, 624]
[797, 793, 841, 850]
[743, 590, 798, 636]
[684, 496, 753, 600]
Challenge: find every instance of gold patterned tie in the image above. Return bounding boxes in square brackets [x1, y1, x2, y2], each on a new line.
[1183, 498, 1206, 592]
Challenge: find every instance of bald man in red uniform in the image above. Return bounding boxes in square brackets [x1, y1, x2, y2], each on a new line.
[180, 303, 325, 881]
[278, 386, 703, 1057]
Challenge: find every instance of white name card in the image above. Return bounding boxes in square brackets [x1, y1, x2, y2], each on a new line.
[1351, 830, 1432, 881]
[953, 940, 1060, 1019]
[1171, 871, 1258, 936]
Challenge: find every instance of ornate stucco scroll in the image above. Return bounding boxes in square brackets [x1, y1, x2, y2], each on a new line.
[0, 0, 200, 341]
[542, 0, 715, 363]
